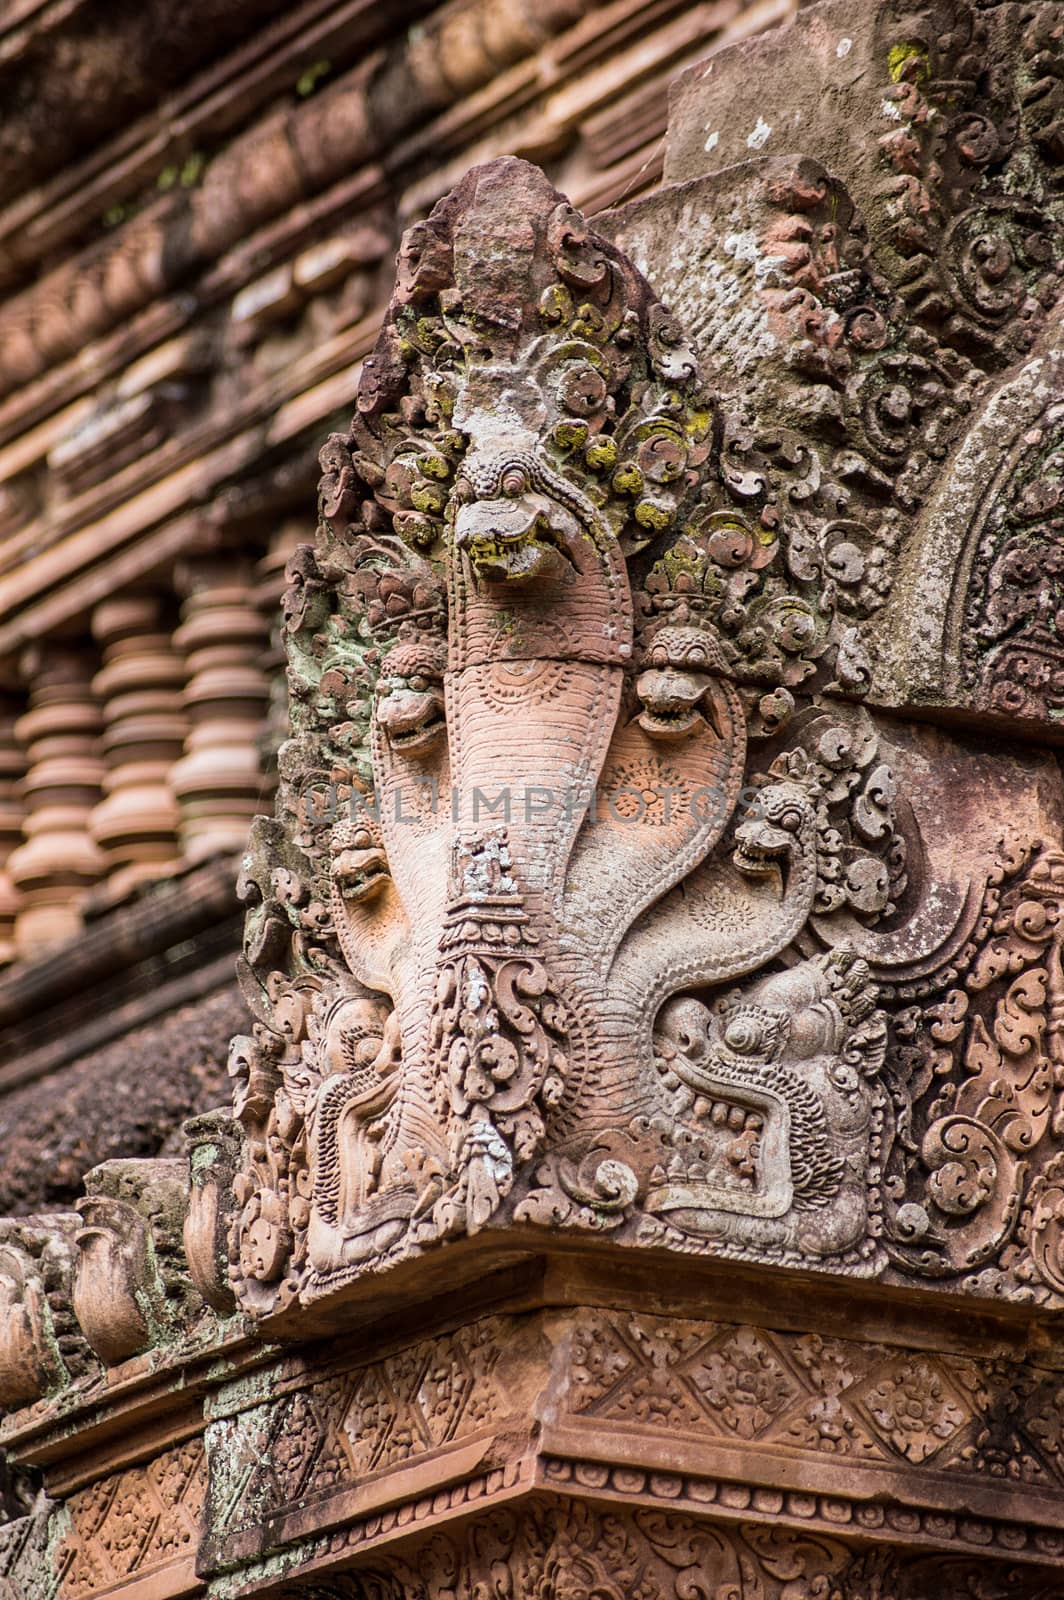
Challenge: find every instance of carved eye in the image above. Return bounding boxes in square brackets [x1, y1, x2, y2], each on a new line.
[723, 1016, 764, 1054]
[502, 468, 528, 498]
[777, 806, 803, 833]
[408, 675, 428, 692]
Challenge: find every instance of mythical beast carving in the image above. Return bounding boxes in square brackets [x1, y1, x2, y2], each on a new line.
[227, 160, 907, 1314]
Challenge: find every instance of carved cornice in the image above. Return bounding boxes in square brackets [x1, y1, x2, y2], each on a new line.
[0, 0, 425, 297]
[7, 1302, 1064, 1597]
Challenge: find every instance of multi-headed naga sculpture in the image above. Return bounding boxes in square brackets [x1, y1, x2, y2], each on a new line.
[228, 160, 910, 1315]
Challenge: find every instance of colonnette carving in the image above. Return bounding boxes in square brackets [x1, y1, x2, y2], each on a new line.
[0, 561, 284, 963]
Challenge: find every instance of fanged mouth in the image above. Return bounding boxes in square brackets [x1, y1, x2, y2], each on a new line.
[638, 703, 709, 740]
[334, 847, 390, 901]
[456, 495, 570, 584]
[387, 710, 446, 751]
[733, 837, 788, 879]
[466, 532, 563, 582]
[376, 687, 447, 753]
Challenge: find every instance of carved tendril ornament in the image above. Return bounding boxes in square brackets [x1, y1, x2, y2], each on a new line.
[222, 158, 1063, 1318]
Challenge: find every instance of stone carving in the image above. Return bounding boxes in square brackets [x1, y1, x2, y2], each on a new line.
[183, 1109, 240, 1313]
[7, 648, 106, 958]
[72, 1158, 201, 1366]
[8, 5, 1064, 1599]
[203, 1306, 1064, 1575]
[0, 1214, 94, 1409]
[644, 949, 886, 1265]
[207, 1314, 511, 1554]
[567, 1305, 1064, 1490]
[959, 399, 1064, 722]
[0, 1503, 57, 1600]
[870, 0, 1063, 371]
[56, 1439, 206, 1599]
[224, 158, 906, 1315]
[877, 835, 1064, 1298]
[88, 593, 186, 897]
[615, 0, 1064, 738]
[248, 1499, 1062, 1600]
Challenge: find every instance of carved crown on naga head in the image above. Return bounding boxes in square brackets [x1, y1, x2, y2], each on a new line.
[226, 158, 892, 1318]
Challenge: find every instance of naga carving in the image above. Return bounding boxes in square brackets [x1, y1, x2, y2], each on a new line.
[222, 159, 906, 1315]
[223, 156, 1064, 1319]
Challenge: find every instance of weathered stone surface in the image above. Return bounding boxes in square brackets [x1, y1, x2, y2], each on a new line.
[0, 983, 239, 1216]
[216, 154, 1064, 1330]
[2, 1, 1064, 1595]
[635, 0, 1064, 739]
[192, 1299, 1064, 1591]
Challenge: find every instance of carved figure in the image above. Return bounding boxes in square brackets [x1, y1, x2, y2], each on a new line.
[227, 160, 912, 1313]
[646, 950, 886, 1262]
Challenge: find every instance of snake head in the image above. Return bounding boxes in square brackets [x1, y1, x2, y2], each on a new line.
[330, 819, 391, 903]
[733, 780, 814, 891]
[635, 625, 730, 741]
[451, 444, 578, 585]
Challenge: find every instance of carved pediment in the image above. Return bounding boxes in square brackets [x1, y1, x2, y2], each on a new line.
[216, 144, 1064, 1326]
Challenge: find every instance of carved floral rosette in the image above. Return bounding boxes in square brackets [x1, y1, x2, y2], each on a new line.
[221, 156, 1064, 1319]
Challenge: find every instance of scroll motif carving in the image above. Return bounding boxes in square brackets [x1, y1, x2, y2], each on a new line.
[264, 1500, 1061, 1600]
[878, 836, 1064, 1298]
[615, 0, 1063, 735]
[871, 0, 1063, 371]
[959, 403, 1064, 722]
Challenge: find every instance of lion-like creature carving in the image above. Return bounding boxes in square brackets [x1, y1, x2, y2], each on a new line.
[648, 950, 887, 1264]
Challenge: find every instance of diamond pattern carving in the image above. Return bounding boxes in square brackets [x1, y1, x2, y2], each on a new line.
[849, 1355, 972, 1465]
[687, 1327, 805, 1441]
[57, 1439, 205, 1597]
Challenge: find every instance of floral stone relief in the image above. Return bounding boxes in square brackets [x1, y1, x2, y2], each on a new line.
[218, 156, 1064, 1322]
[618, 0, 1064, 740]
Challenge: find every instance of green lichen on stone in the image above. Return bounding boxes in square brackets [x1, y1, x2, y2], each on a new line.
[635, 498, 672, 532]
[295, 58, 332, 98]
[585, 436, 618, 471]
[612, 462, 644, 496]
[410, 480, 445, 514]
[417, 449, 452, 480]
[190, 1141, 220, 1178]
[887, 42, 930, 84]
[551, 420, 589, 452]
[0, 1497, 72, 1600]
